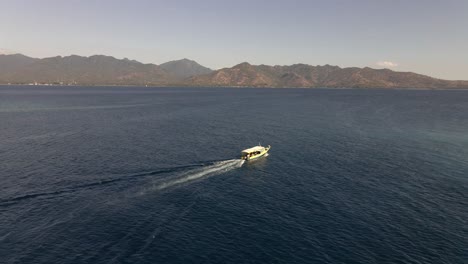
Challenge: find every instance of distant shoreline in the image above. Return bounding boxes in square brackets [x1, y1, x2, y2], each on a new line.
[2, 54, 467, 90]
[1, 84, 468, 91]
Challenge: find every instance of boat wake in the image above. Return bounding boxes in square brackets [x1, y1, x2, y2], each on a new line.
[155, 159, 245, 190]
[0, 159, 245, 206]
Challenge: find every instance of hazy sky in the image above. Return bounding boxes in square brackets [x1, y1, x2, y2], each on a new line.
[1, 0, 467, 79]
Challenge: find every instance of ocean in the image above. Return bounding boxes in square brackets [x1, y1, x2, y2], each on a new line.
[0, 86, 467, 263]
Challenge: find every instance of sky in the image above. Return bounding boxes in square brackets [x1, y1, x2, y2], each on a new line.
[1, 0, 467, 80]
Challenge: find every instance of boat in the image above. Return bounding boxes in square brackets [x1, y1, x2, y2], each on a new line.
[241, 145, 271, 161]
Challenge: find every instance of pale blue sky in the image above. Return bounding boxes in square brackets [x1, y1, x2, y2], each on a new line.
[1, 0, 467, 79]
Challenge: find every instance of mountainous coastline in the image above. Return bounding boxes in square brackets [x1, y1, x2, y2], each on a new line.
[1, 54, 467, 89]
[188, 62, 468, 89]
[0, 54, 213, 86]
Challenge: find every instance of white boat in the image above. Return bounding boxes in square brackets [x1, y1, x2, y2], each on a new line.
[241, 145, 271, 161]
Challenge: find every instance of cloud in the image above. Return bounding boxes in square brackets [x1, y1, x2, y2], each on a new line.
[376, 61, 398, 68]
[0, 48, 15, 55]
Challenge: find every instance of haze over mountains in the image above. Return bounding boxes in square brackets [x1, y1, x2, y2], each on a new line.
[1, 54, 467, 89]
[160, 58, 212, 79]
[0, 54, 209, 86]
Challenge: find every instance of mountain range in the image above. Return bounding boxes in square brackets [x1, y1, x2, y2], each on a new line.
[0, 54, 209, 86]
[1, 54, 467, 89]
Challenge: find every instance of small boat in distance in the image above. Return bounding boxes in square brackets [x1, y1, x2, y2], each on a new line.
[241, 145, 271, 161]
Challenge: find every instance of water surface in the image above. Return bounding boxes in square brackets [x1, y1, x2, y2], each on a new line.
[1, 86, 467, 263]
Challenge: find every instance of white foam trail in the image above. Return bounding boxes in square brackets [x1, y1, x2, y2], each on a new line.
[156, 159, 244, 190]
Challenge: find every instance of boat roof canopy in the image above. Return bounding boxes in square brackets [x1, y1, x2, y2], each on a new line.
[241, 146, 265, 153]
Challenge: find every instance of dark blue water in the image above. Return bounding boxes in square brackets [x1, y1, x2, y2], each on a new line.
[1, 86, 467, 264]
